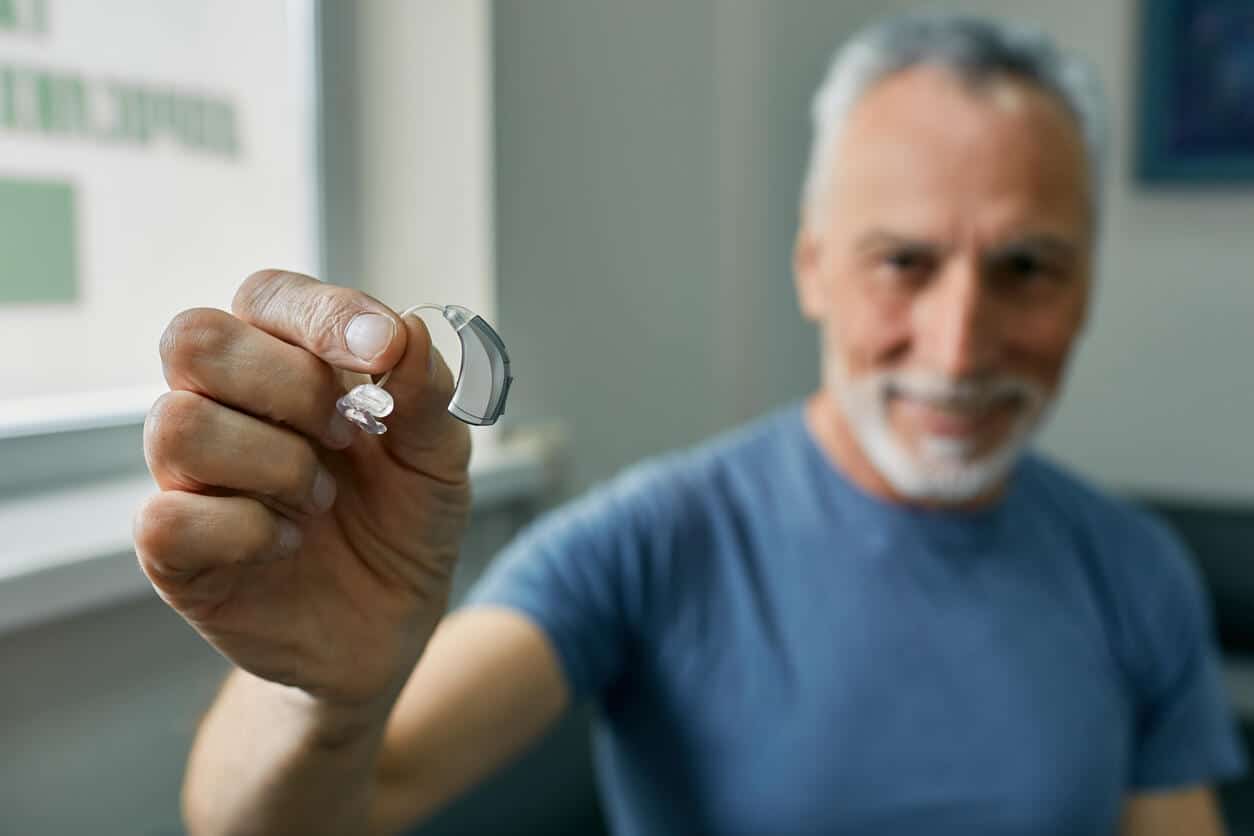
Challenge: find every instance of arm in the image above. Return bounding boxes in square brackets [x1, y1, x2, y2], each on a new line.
[371, 607, 569, 833]
[183, 607, 568, 836]
[1114, 516, 1246, 834]
[183, 670, 389, 836]
[1120, 786, 1226, 836]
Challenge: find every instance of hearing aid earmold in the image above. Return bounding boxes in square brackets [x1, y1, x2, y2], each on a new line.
[335, 304, 513, 434]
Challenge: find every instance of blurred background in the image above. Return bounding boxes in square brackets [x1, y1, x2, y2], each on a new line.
[1, 1, 1252, 833]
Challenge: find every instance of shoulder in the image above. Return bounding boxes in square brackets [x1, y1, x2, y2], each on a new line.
[660, 402, 812, 509]
[517, 403, 804, 551]
[1019, 454, 1212, 678]
[593, 402, 807, 519]
[1019, 454, 1190, 566]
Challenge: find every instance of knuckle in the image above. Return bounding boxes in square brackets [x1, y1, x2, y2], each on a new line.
[132, 493, 183, 563]
[232, 268, 290, 317]
[144, 390, 209, 467]
[304, 287, 360, 356]
[247, 507, 286, 559]
[273, 438, 320, 500]
[160, 307, 232, 373]
[259, 351, 333, 425]
[295, 357, 338, 417]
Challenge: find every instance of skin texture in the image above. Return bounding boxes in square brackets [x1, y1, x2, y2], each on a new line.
[795, 66, 1224, 834]
[142, 67, 1227, 835]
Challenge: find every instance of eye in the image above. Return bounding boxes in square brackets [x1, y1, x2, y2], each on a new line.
[885, 249, 924, 271]
[991, 249, 1057, 289]
[862, 239, 938, 290]
[1006, 251, 1043, 278]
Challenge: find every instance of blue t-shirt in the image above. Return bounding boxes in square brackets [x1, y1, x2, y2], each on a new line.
[467, 403, 1245, 835]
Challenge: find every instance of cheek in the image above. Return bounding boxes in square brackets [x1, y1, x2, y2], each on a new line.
[1003, 302, 1086, 387]
[827, 282, 913, 374]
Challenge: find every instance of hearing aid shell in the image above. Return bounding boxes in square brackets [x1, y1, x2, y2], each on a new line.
[335, 303, 513, 434]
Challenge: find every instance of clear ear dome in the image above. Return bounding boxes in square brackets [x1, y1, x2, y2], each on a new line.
[336, 383, 394, 435]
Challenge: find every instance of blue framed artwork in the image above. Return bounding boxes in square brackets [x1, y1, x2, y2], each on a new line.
[1137, 0, 1254, 182]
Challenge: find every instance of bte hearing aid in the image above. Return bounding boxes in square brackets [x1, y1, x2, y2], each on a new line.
[336, 304, 513, 434]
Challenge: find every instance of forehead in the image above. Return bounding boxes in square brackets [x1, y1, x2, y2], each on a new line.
[827, 65, 1091, 239]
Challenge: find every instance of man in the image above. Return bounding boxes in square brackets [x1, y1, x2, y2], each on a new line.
[134, 14, 1244, 836]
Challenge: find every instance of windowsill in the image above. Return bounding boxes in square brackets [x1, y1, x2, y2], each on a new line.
[0, 384, 166, 439]
[0, 427, 566, 637]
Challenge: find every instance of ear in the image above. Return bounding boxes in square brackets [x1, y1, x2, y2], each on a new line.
[794, 221, 827, 322]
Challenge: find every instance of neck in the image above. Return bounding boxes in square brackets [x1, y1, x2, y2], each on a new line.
[802, 391, 1007, 512]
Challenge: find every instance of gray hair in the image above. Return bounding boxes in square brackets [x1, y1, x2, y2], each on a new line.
[802, 13, 1108, 220]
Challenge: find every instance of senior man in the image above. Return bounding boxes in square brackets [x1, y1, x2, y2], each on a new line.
[135, 13, 1243, 836]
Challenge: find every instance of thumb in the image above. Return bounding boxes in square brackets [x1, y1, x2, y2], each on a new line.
[377, 312, 470, 479]
[231, 269, 409, 375]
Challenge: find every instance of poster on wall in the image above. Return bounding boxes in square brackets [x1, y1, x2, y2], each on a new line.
[0, 0, 319, 424]
[1138, 0, 1254, 182]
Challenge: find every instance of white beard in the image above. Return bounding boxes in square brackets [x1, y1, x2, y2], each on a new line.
[829, 365, 1052, 504]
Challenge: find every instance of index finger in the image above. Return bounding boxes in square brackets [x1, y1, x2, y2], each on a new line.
[231, 269, 408, 375]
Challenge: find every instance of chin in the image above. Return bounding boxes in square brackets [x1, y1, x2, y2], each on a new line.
[831, 369, 1054, 505]
[865, 429, 1029, 503]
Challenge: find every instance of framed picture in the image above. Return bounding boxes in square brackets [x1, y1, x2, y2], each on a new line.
[1137, 0, 1254, 182]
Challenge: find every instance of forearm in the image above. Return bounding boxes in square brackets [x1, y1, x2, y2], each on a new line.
[183, 669, 395, 836]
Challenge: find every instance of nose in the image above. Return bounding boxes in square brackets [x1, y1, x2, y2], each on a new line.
[913, 257, 998, 379]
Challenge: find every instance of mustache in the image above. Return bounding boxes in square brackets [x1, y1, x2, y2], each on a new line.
[874, 371, 1047, 410]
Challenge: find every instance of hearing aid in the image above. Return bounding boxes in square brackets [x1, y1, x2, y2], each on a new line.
[335, 304, 513, 434]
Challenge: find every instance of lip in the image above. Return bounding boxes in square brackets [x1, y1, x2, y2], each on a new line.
[889, 394, 1017, 438]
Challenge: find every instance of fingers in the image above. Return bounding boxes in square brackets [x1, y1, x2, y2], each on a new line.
[160, 307, 357, 450]
[166, 269, 469, 488]
[144, 390, 336, 515]
[134, 491, 302, 579]
[231, 268, 407, 375]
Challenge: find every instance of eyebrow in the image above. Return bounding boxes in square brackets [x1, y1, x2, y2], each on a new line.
[854, 230, 944, 257]
[988, 235, 1080, 262]
[854, 230, 1080, 261]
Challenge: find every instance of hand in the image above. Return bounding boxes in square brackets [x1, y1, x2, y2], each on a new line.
[134, 270, 472, 709]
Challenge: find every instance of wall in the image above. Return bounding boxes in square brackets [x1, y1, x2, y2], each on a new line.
[319, 0, 497, 381]
[493, 0, 751, 495]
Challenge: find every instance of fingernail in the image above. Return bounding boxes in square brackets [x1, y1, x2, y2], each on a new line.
[428, 346, 438, 382]
[310, 466, 337, 513]
[272, 518, 303, 559]
[346, 313, 395, 362]
[325, 412, 357, 449]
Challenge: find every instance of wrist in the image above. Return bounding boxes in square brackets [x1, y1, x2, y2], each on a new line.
[239, 671, 395, 752]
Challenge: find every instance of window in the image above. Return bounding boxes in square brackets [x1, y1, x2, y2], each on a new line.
[0, 0, 321, 459]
